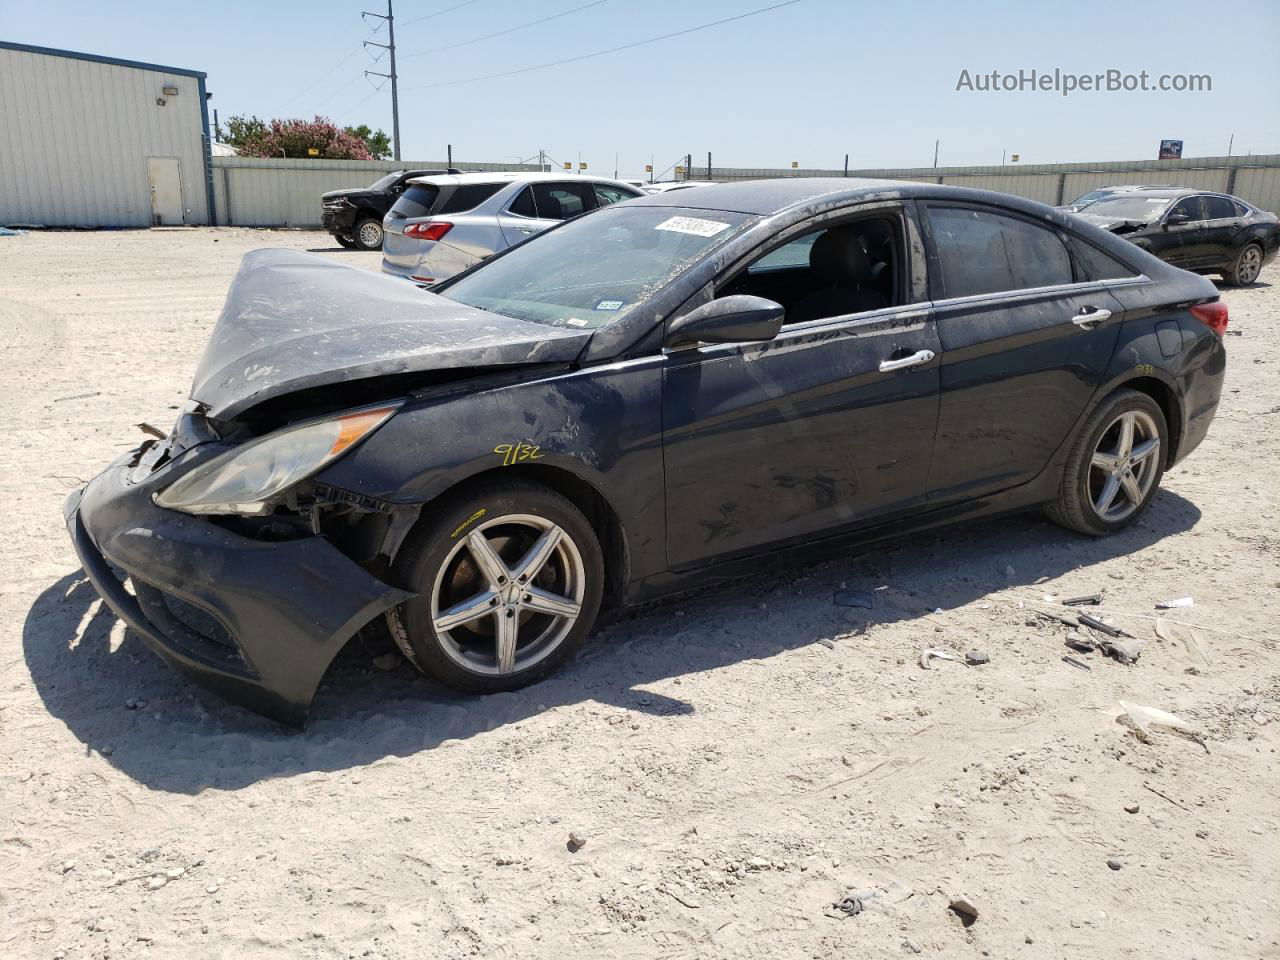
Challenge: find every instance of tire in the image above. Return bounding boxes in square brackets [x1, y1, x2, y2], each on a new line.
[334, 234, 358, 250]
[1221, 242, 1263, 286]
[1045, 388, 1168, 536]
[353, 217, 384, 251]
[386, 480, 605, 694]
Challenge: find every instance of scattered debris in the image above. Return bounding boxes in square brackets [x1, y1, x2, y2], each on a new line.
[1119, 701, 1207, 752]
[964, 650, 990, 665]
[1101, 637, 1146, 665]
[0, 226, 27, 237]
[1062, 594, 1103, 607]
[566, 832, 587, 853]
[1124, 804, 1140, 814]
[919, 649, 966, 669]
[948, 897, 979, 927]
[1078, 613, 1130, 638]
[660, 885, 701, 909]
[1156, 596, 1194, 609]
[371, 653, 400, 671]
[1062, 655, 1092, 672]
[1106, 858, 1122, 871]
[1143, 782, 1191, 811]
[833, 894, 866, 918]
[1065, 634, 1096, 653]
[833, 589, 874, 609]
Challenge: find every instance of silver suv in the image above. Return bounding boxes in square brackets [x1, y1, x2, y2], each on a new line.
[381, 172, 645, 284]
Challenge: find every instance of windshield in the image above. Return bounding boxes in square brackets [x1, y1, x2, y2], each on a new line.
[368, 172, 402, 191]
[1070, 189, 1112, 208]
[1082, 196, 1172, 221]
[440, 206, 756, 329]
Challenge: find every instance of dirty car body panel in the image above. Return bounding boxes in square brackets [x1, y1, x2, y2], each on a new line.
[65, 179, 1227, 724]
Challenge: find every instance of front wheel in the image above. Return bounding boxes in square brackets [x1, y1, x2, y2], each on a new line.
[1045, 389, 1168, 536]
[353, 217, 385, 250]
[386, 481, 604, 693]
[1222, 242, 1263, 286]
[333, 234, 358, 250]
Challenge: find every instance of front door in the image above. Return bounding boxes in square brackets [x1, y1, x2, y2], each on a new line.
[146, 157, 183, 225]
[921, 203, 1125, 502]
[662, 211, 941, 570]
[1151, 195, 1206, 267]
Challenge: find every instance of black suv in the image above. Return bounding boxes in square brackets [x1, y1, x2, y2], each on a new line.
[321, 168, 461, 250]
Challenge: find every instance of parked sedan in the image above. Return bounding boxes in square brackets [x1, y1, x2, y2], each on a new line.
[381, 172, 645, 284]
[1075, 188, 1279, 285]
[1058, 183, 1187, 213]
[66, 179, 1226, 724]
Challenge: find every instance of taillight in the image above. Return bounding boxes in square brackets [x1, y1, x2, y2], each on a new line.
[1190, 301, 1228, 336]
[403, 221, 453, 241]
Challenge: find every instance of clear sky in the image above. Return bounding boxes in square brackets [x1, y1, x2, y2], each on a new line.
[4, 0, 1278, 178]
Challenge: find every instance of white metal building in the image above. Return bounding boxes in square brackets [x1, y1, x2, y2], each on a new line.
[0, 42, 214, 227]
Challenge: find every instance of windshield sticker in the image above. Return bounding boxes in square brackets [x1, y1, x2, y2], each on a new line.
[564, 317, 588, 327]
[595, 299, 624, 311]
[655, 216, 731, 237]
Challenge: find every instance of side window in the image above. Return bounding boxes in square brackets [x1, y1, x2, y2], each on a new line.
[1230, 200, 1251, 217]
[1202, 196, 1237, 220]
[717, 215, 900, 323]
[927, 206, 1073, 298]
[1168, 197, 1205, 222]
[1068, 237, 1138, 281]
[594, 184, 639, 207]
[437, 182, 504, 214]
[532, 182, 594, 220]
[389, 184, 440, 219]
[508, 186, 537, 218]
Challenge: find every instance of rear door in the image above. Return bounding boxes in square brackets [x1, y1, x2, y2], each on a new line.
[497, 181, 596, 247]
[1198, 195, 1247, 268]
[920, 203, 1126, 503]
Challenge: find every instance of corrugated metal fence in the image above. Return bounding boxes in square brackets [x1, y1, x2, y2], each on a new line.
[700, 154, 1280, 213]
[212, 157, 542, 227]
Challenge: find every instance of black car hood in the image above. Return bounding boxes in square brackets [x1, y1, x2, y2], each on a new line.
[1076, 214, 1150, 232]
[321, 188, 378, 201]
[190, 250, 591, 421]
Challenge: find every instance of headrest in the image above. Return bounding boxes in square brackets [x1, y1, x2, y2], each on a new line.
[809, 228, 872, 286]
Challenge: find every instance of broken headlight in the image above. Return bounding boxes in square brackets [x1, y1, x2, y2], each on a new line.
[154, 405, 399, 516]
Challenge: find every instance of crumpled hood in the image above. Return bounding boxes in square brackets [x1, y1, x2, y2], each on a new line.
[1076, 214, 1148, 232]
[190, 250, 591, 421]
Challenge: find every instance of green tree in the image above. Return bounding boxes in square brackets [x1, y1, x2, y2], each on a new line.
[344, 124, 393, 160]
[223, 115, 267, 150]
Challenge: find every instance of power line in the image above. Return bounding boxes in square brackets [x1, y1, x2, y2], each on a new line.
[399, 0, 608, 59]
[402, 0, 802, 90]
[398, 0, 482, 29]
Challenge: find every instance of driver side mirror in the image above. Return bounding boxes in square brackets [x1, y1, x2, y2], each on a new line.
[665, 295, 784, 348]
[1164, 212, 1190, 229]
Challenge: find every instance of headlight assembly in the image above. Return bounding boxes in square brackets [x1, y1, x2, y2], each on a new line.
[154, 405, 399, 516]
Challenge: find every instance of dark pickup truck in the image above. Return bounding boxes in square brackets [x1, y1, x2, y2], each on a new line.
[321, 168, 460, 250]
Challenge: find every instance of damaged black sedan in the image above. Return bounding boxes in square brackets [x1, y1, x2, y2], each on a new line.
[66, 180, 1227, 724]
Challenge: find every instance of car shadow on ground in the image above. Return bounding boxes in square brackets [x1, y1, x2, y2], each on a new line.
[24, 492, 1201, 794]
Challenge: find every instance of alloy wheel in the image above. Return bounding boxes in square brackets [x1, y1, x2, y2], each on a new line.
[1088, 410, 1161, 523]
[1237, 245, 1262, 284]
[430, 514, 585, 676]
[358, 220, 384, 248]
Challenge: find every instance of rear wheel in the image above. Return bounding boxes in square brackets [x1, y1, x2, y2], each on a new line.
[1046, 388, 1167, 536]
[1222, 242, 1263, 286]
[333, 234, 358, 250]
[353, 217, 384, 251]
[386, 481, 604, 693]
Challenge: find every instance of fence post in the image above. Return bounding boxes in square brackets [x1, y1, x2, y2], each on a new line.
[1056, 172, 1067, 206]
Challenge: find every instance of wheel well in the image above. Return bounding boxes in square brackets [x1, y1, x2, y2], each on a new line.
[1119, 376, 1182, 465]
[423, 464, 630, 612]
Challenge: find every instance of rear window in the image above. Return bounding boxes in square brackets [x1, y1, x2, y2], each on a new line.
[1202, 196, 1237, 220]
[389, 184, 440, 219]
[437, 182, 504, 214]
[1068, 237, 1138, 281]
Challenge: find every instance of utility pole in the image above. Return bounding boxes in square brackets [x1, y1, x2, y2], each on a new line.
[843, 153, 848, 177]
[686, 153, 692, 181]
[707, 151, 711, 180]
[1227, 133, 1234, 157]
[363, 0, 401, 161]
[933, 139, 939, 168]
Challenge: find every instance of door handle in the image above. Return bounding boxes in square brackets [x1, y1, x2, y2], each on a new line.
[878, 349, 935, 372]
[1073, 306, 1113, 329]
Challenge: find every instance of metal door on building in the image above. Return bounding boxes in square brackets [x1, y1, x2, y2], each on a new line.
[146, 157, 184, 225]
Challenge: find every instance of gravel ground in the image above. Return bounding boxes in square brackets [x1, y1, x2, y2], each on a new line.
[1, 227, 1277, 960]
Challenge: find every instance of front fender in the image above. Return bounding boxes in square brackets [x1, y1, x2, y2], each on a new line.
[315, 357, 668, 581]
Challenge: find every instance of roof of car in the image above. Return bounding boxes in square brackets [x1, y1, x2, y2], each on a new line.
[405, 171, 638, 187]
[624, 177, 938, 215]
[1086, 187, 1210, 200]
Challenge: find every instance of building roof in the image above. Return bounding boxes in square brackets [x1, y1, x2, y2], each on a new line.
[0, 41, 206, 79]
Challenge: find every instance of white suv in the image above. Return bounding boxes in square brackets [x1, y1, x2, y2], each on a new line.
[381, 172, 644, 284]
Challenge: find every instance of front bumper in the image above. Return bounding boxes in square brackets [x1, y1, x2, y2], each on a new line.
[64, 446, 411, 725]
[321, 205, 357, 235]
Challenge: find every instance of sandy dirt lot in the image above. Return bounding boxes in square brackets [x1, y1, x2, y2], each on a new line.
[0, 227, 1276, 960]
